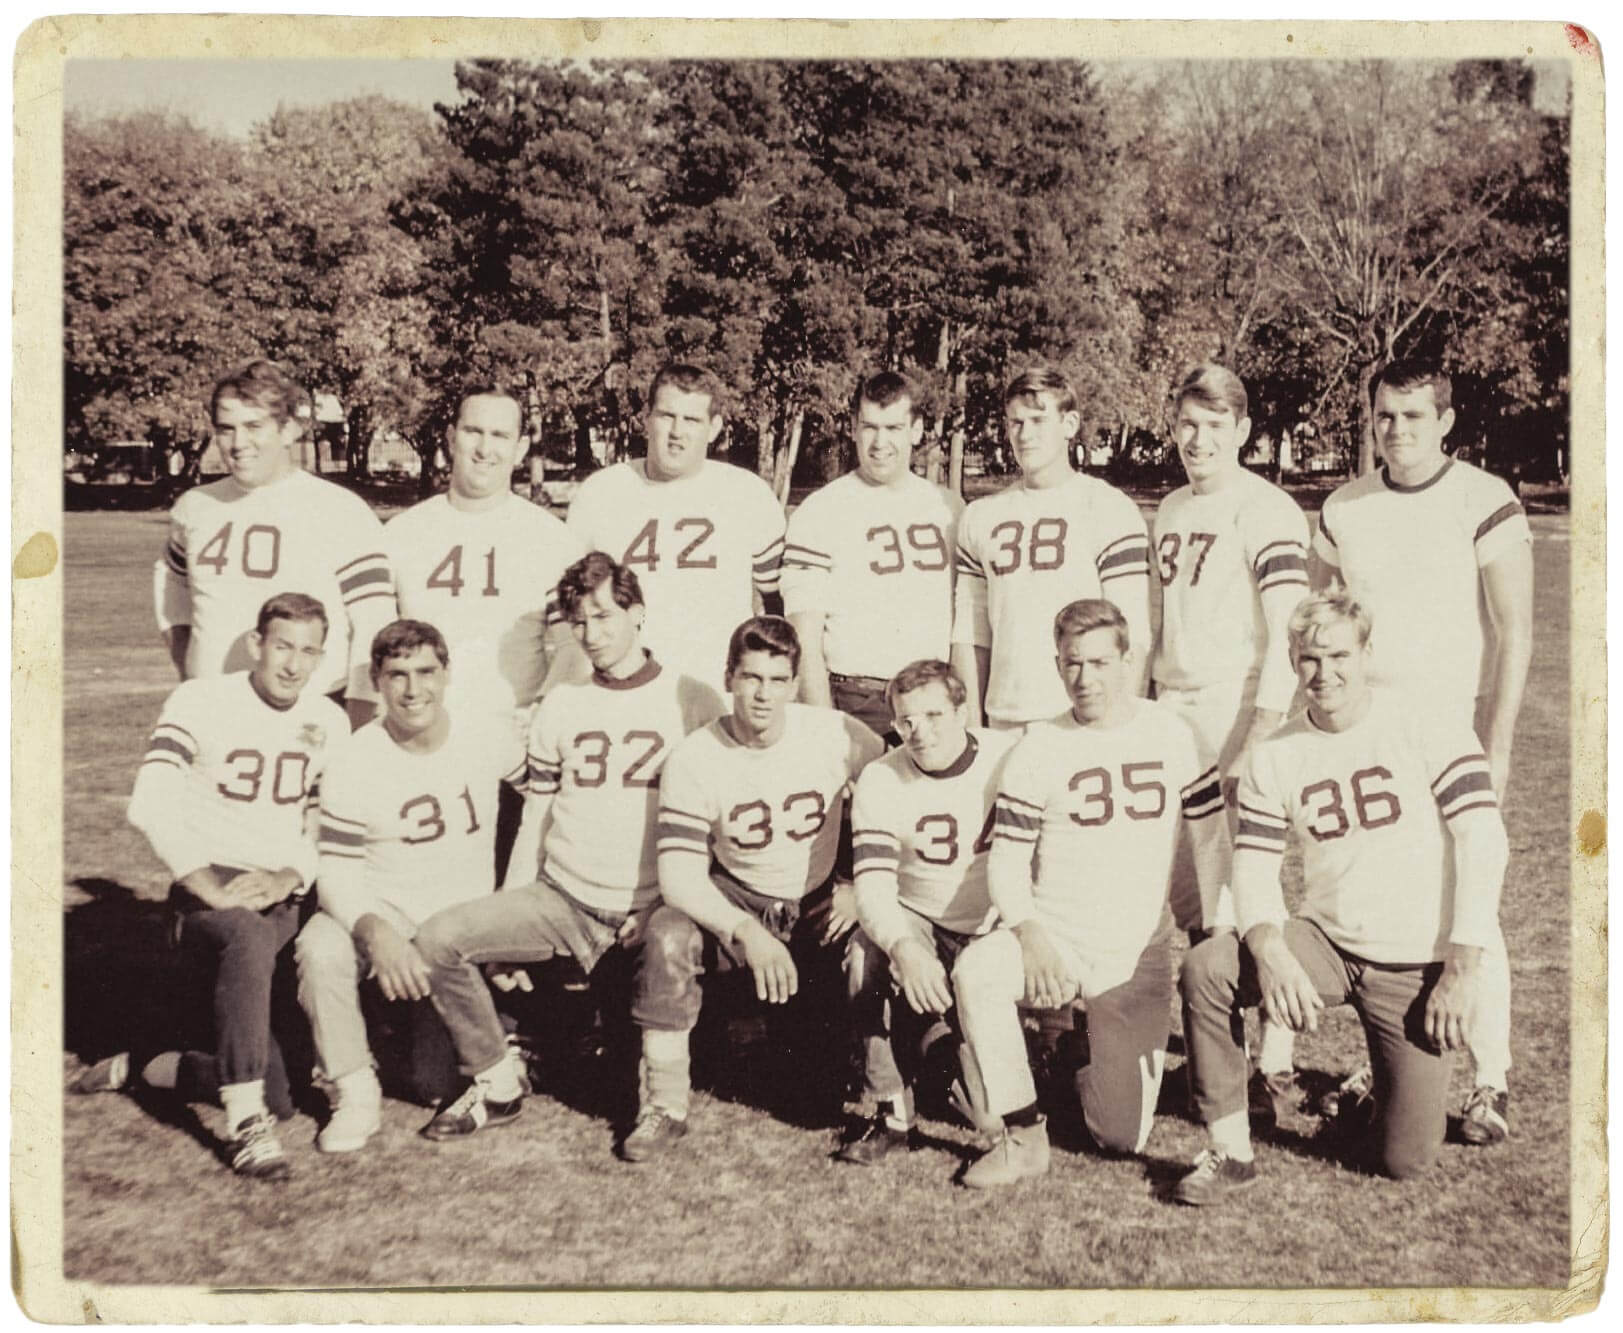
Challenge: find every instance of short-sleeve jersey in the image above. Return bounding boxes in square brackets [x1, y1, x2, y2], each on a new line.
[566, 460, 786, 691]
[782, 471, 963, 678]
[522, 658, 724, 915]
[1233, 690, 1498, 965]
[317, 716, 525, 930]
[953, 473, 1152, 725]
[1153, 468, 1310, 714]
[386, 493, 586, 727]
[1313, 459, 1531, 705]
[127, 672, 345, 887]
[850, 729, 1017, 937]
[657, 703, 884, 902]
[156, 470, 395, 699]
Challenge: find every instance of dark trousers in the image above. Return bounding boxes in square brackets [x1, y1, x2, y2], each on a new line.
[829, 673, 900, 747]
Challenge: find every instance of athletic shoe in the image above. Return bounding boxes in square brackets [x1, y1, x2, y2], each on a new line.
[834, 1114, 911, 1166]
[1314, 1062, 1374, 1120]
[619, 1106, 688, 1162]
[962, 1117, 1050, 1189]
[317, 1069, 382, 1154]
[228, 1113, 292, 1181]
[1248, 1067, 1302, 1129]
[419, 1082, 524, 1141]
[69, 1052, 130, 1095]
[1172, 1147, 1257, 1206]
[1459, 1085, 1510, 1146]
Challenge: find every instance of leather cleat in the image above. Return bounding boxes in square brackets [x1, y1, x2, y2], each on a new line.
[834, 1114, 912, 1165]
[620, 1106, 689, 1162]
[962, 1116, 1050, 1189]
[1172, 1148, 1257, 1206]
[420, 1082, 524, 1141]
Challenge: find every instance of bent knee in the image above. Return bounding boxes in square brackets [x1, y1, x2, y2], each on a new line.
[1178, 934, 1239, 1001]
[294, 915, 355, 974]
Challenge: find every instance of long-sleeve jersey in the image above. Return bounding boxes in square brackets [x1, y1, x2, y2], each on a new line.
[952, 472, 1152, 724]
[154, 469, 395, 701]
[127, 672, 345, 889]
[1232, 689, 1508, 964]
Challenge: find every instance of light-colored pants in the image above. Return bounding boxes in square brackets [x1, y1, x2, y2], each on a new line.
[294, 905, 417, 1082]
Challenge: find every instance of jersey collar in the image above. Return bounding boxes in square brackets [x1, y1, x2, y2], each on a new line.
[1379, 459, 1453, 494]
[910, 733, 978, 780]
[593, 654, 661, 691]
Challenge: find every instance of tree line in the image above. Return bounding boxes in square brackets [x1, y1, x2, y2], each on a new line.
[64, 57, 1569, 492]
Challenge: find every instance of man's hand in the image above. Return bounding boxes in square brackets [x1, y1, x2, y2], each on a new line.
[175, 866, 246, 912]
[1247, 926, 1324, 1033]
[822, 881, 860, 946]
[1014, 920, 1073, 1011]
[732, 918, 798, 1005]
[1424, 945, 1481, 1053]
[617, 911, 647, 950]
[355, 916, 433, 1002]
[228, 868, 303, 912]
[486, 965, 534, 994]
[891, 936, 953, 1016]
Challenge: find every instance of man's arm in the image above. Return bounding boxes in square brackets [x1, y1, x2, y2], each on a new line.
[153, 515, 193, 678]
[162, 626, 192, 679]
[951, 526, 991, 726]
[334, 516, 396, 727]
[658, 848, 798, 1004]
[790, 610, 833, 708]
[352, 913, 432, 1002]
[502, 791, 555, 891]
[1096, 505, 1154, 694]
[950, 643, 990, 729]
[1174, 761, 1232, 934]
[1479, 543, 1534, 798]
[986, 761, 1071, 1008]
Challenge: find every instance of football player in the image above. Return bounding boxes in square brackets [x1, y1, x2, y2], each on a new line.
[154, 359, 395, 728]
[783, 371, 962, 737]
[294, 620, 524, 1153]
[565, 363, 786, 695]
[951, 367, 1153, 731]
[74, 593, 345, 1180]
[412, 554, 723, 1140]
[1310, 359, 1532, 1145]
[1173, 592, 1508, 1203]
[951, 599, 1228, 1187]
[623, 616, 884, 1161]
[837, 659, 1015, 1164]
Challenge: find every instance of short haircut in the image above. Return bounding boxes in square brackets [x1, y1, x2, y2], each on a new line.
[211, 358, 308, 428]
[1174, 362, 1248, 422]
[1288, 591, 1372, 656]
[725, 615, 800, 679]
[1370, 358, 1452, 415]
[647, 362, 725, 419]
[557, 550, 644, 619]
[370, 619, 450, 677]
[255, 591, 329, 641]
[1053, 598, 1130, 655]
[852, 369, 925, 423]
[1004, 366, 1077, 417]
[886, 658, 967, 711]
[450, 381, 528, 439]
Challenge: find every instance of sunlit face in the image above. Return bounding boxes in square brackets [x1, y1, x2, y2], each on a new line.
[645, 385, 722, 482]
[248, 616, 327, 707]
[1056, 626, 1133, 725]
[213, 397, 299, 490]
[569, 580, 642, 676]
[1292, 617, 1372, 724]
[447, 394, 523, 502]
[1373, 383, 1454, 480]
[1004, 391, 1078, 482]
[376, 644, 449, 741]
[1174, 398, 1250, 491]
[891, 680, 970, 773]
[854, 396, 923, 486]
[725, 649, 796, 745]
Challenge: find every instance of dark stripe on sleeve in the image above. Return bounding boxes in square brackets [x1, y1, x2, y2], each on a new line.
[1435, 770, 1495, 807]
[1096, 544, 1150, 574]
[1474, 501, 1526, 544]
[1255, 552, 1308, 582]
[1316, 511, 1337, 547]
[145, 734, 194, 763]
[338, 567, 393, 593]
[335, 551, 388, 577]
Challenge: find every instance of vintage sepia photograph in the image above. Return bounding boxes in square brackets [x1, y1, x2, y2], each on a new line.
[12, 13, 1604, 1323]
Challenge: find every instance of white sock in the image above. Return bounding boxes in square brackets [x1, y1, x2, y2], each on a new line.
[640, 1028, 692, 1119]
[219, 1079, 267, 1131]
[1256, 1021, 1296, 1076]
[1209, 1110, 1254, 1163]
[475, 1056, 522, 1102]
[334, 1065, 380, 1101]
[140, 1051, 181, 1089]
[882, 1094, 912, 1133]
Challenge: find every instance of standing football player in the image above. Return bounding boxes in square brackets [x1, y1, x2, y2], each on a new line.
[951, 368, 1153, 731]
[951, 599, 1228, 1187]
[565, 363, 786, 695]
[837, 659, 1015, 1164]
[412, 553, 723, 1140]
[783, 371, 962, 737]
[155, 359, 395, 727]
[74, 593, 345, 1180]
[623, 616, 884, 1161]
[294, 620, 524, 1153]
[1174, 592, 1508, 1203]
[1310, 359, 1532, 1145]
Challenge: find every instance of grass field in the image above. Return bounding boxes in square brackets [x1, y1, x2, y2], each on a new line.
[59, 508, 1573, 1290]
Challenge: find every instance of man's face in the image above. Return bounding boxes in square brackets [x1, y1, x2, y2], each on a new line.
[1293, 618, 1372, 722]
[854, 396, 923, 486]
[447, 394, 523, 502]
[645, 384, 722, 482]
[1004, 391, 1078, 480]
[1373, 383, 1454, 477]
[892, 680, 970, 773]
[248, 616, 327, 707]
[569, 580, 642, 675]
[1174, 398, 1249, 489]
[1057, 626, 1132, 725]
[213, 396, 298, 489]
[725, 649, 796, 743]
[375, 644, 449, 740]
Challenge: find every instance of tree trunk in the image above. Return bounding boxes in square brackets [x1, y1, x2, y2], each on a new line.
[756, 418, 775, 481]
[774, 409, 805, 504]
[1356, 361, 1377, 477]
[948, 427, 966, 498]
[347, 406, 372, 481]
[600, 285, 613, 371]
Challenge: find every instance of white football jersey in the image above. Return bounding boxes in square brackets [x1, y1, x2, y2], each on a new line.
[155, 469, 396, 700]
[127, 672, 345, 889]
[782, 471, 963, 678]
[566, 459, 786, 691]
[953, 472, 1152, 725]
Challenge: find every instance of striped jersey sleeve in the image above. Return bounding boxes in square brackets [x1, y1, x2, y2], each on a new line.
[154, 505, 193, 632]
[335, 550, 394, 610]
[991, 791, 1042, 846]
[750, 489, 788, 598]
[317, 808, 367, 862]
[1179, 764, 1226, 821]
[1472, 493, 1531, 568]
[951, 518, 991, 647]
[1430, 751, 1498, 821]
[1095, 531, 1152, 585]
[780, 498, 834, 615]
[523, 695, 564, 796]
[1252, 539, 1310, 595]
[1233, 794, 1289, 856]
[654, 737, 717, 860]
[142, 719, 198, 773]
[1311, 507, 1341, 567]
